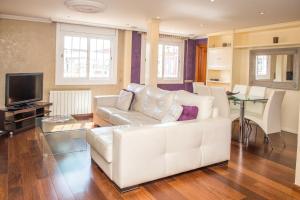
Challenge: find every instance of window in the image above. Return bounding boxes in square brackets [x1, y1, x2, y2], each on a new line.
[56, 23, 117, 85]
[256, 55, 271, 80]
[140, 36, 184, 84]
[158, 43, 181, 81]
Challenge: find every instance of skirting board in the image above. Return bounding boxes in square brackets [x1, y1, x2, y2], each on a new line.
[282, 127, 298, 134]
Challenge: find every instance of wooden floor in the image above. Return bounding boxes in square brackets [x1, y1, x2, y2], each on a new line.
[0, 126, 299, 200]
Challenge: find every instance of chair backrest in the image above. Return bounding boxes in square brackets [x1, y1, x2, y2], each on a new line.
[262, 90, 285, 134]
[245, 86, 267, 115]
[249, 86, 266, 98]
[210, 87, 230, 118]
[193, 83, 211, 96]
[233, 84, 248, 95]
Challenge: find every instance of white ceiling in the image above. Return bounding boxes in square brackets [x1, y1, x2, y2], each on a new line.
[1, 0, 300, 37]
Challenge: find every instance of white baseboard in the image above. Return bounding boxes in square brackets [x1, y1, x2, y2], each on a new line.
[282, 127, 298, 134]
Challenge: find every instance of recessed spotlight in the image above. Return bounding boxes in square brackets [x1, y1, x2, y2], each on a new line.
[259, 11, 265, 15]
[156, 16, 161, 20]
[210, 0, 215, 2]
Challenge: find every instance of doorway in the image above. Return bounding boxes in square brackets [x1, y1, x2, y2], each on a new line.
[195, 44, 207, 83]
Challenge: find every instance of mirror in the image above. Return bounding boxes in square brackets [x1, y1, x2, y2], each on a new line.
[250, 48, 300, 90]
[255, 54, 294, 82]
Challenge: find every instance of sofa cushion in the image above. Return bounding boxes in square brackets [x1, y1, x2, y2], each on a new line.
[127, 83, 146, 112]
[140, 86, 175, 120]
[116, 89, 134, 111]
[87, 127, 113, 163]
[97, 107, 126, 121]
[161, 103, 183, 123]
[110, 111, 160, 126]
[174, 90, 214, 120]
[178, 105, 199, 121]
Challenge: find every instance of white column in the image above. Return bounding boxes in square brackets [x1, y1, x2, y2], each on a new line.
[145, 19, 160, 86]
[295, 107, 300, 185]
[123, 30, 132, 88]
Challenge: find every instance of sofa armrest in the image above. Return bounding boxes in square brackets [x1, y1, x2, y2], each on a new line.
[112, 118, 231, 189]
[94, 95, 119, 109]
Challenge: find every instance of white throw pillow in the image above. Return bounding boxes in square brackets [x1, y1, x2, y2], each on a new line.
[161, 104, 183, 123]
[116, 90, 134, 111]
[141, 87, 175, 120]
[127, 84, 146, 112]
[173, 90, 214, 120]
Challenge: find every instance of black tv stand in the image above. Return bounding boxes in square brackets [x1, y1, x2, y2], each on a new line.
[0, 102, 52, 136]
[7, 103, 36, 111]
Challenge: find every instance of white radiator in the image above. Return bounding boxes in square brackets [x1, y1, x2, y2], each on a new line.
[49, 90, 92, 116]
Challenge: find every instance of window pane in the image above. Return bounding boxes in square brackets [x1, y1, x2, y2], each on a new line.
[163, 45, 179, 79]
[80, 38, 87, 50]
[64, 36, 72, 49]
[72, 37, 80, 49]
[89, 38, 112, 78]
[157, 44, 163, 78]
[256, 55, 268, 76]
[90, 39, 96, 51]
[63, 36, 88, 78]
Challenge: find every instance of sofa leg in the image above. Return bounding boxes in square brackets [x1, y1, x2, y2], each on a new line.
[120, 185, 140, 193]
[113, 183, 140, 193]
[218, 160, 229, 167]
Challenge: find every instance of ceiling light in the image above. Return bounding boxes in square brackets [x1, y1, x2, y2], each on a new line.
[259, 11, 265, 15]
[156, 16, 161, 20]
[210, 0, 215, 2]
[64, 0, 106, 13]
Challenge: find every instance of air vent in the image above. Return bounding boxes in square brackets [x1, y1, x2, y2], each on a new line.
[64, 0, 106, 13]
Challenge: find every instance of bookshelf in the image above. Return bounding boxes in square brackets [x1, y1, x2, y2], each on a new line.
[206, 33, 234, 91]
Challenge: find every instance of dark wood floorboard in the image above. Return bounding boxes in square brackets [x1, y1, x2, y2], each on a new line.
[0, 124, 299, 200]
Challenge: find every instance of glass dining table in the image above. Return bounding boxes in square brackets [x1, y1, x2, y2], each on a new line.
[228, 94, 268, 145]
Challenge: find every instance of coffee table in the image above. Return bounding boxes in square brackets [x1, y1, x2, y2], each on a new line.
[36, 116, 94, 157]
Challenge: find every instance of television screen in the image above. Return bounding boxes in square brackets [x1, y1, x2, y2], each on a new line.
[5, 73, 43, 106]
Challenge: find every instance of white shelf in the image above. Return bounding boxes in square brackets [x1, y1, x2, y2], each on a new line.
[207, 80, 231, 84]
[234, 42, 300, 49]
[207, 67, 231, 71]
[208, 46, 232, 49]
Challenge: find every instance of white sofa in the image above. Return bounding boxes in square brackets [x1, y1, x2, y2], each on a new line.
[87, 83, 231, 191]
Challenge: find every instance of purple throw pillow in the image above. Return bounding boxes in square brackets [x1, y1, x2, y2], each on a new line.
[177, 105, 198, 121]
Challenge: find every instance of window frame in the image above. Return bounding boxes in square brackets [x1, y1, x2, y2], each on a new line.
[55, 23, 118, 85]
[140, 36, 185, 84]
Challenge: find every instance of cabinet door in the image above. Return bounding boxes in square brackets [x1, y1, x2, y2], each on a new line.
[207, 48, 232, 69]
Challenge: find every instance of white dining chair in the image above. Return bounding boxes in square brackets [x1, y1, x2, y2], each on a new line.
[244, 90, 286, 148]
[230, 84, 248, 121]
[193, 83, 211, 96]
[246, 86, 267, 115]
[210, 86, 230, 118]
[248, 86, 267, 97]
[232, 84, 248, 95]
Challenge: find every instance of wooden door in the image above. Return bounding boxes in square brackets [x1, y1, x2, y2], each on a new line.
[195, 44, 207, 83]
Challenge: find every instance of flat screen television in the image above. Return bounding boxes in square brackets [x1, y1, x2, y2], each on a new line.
[5, 73, 43, 107]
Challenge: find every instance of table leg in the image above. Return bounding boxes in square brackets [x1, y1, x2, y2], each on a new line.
[239, 101, 245, 144]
